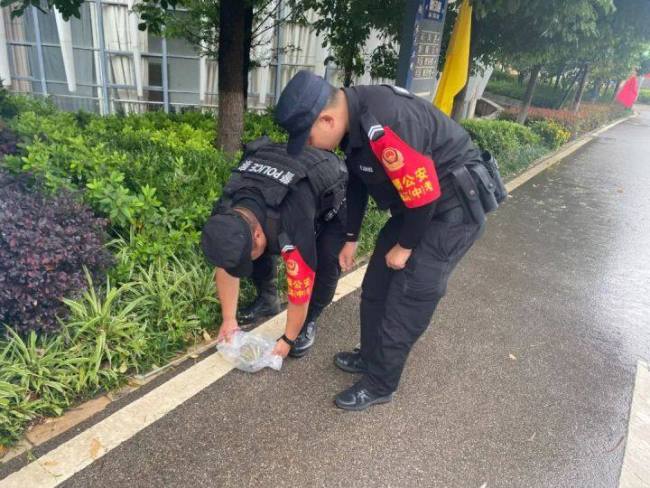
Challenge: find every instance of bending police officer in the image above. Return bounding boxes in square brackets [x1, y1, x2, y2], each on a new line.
[201, 138, 348, 358]
[276, 71, 502, 409]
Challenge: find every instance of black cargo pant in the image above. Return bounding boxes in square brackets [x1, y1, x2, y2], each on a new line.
[359, 206, 484, 395]
[251, 216, 347, 323]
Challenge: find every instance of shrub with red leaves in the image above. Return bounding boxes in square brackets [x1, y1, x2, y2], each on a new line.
[500, 103, 629, 135]
[0, 170, 113, 334]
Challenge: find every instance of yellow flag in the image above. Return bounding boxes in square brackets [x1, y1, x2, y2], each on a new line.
[433, 0, 472, 115]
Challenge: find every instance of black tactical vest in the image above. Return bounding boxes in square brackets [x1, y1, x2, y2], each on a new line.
[218, 137, 348, 253]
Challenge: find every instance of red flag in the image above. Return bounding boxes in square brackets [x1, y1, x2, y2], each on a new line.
[616, 75, 639, 108]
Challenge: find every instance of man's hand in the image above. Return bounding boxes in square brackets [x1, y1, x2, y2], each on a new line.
[385, 244, 412, 270]
[217, 318, 240, 342]
[339, 241, 358, 272]
[272, 339, 291, 358]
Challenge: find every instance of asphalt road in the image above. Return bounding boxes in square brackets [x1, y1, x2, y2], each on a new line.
[60, 107, 650, 488]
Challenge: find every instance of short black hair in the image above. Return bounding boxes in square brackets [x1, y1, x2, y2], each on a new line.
[324, 86, 340, 109]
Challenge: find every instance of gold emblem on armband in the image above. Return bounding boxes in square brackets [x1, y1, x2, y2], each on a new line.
[381, 147, 405, 172]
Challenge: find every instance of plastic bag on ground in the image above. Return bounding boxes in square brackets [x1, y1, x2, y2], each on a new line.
[217, 330, 283, 373]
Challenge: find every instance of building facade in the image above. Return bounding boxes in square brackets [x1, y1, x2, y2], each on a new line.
[0, 1, 387, 114]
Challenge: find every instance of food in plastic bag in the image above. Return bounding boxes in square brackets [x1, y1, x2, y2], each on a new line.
[217, 330, 283, 373]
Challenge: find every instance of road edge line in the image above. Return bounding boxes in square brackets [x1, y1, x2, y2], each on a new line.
[619, 361, 650, 487]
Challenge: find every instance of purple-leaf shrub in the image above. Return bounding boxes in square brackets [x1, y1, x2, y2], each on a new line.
[0, 170, 113, 334]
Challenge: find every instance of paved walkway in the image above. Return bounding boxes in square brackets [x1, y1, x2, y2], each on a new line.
[3, 107, 650, 488]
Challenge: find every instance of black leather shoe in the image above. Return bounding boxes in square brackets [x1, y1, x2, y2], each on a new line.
[288, 321, 317, 358]
[334, 381, 393, 411]
[334, 349, 367, 374]
[237, 294, 281, 325]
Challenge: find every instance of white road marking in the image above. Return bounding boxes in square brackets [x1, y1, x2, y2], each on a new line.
[619, 361, 650, 487]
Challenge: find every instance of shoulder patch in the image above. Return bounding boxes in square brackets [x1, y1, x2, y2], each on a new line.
[385, 85, 414, 98]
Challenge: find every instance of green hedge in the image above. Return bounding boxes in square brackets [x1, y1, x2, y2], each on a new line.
[461, 119, 549, 177]
[486, 77, 567, 109]
[638, 88, 650, 105]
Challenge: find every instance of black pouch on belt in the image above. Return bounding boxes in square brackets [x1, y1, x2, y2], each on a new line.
[451, 165, 486, 226]
[480, 150, 508, 204]
[468, 162, 499, 213]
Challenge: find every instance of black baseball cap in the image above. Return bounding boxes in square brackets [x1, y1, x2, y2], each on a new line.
[200, 209, 253, 278]
[275, 70, 334, 156]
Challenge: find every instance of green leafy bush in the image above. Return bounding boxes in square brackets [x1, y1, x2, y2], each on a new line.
[461, 119, 547, 177]
[0, 121, 19, 158]
[0, 83, 19, 119]
[462, 119, 539, 152]
[529, 120, 571, 149]
[638, 88, 650, 104]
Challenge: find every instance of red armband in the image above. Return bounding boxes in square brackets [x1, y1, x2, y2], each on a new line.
[281, 248, 315, 305]
[368, 126, 441, 208]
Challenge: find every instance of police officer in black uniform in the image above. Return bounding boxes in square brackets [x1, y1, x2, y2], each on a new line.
[201, 138, 348, 358]
[276, 71, 504, 410]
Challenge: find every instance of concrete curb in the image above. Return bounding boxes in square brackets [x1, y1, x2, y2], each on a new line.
[0, 111, 636, 467]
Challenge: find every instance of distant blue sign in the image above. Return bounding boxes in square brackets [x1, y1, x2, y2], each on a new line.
[397, 0, 448, 101]
[423, 0, 447, 21]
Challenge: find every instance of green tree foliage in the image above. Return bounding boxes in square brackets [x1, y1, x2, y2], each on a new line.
[288, 0, 405, 86]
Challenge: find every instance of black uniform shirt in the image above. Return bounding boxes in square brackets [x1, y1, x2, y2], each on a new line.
[232, 175, 330, 306]
[341, 85, 482, 249]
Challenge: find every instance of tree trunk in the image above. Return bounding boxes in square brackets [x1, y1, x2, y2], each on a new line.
[553, 65, 564, 92]
[216, 0, 250, 154]
[343, 62, 353, 87]
[558, 68, 582, 109]
[611, 79, 622, 101]
[517, 71, 525, 86]
[516, 64, 541, 125]
[572, 64, 590, 113]
[589, 78, 601, 101]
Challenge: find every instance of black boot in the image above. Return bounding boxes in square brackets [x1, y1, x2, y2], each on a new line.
[334, 380, 393, 411]
[237, 292, 281, 326]
[334, 348, 367, 374]
[288, 320, 317, 358]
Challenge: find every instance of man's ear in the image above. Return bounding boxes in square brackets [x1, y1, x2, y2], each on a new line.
[253, 225, 263, 240]
[317, 113, 334, 129]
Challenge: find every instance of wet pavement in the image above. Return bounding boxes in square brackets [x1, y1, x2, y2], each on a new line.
[61, 107, 650, 487]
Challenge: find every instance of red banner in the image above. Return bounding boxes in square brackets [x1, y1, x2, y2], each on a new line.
[616, 75, 640, 108]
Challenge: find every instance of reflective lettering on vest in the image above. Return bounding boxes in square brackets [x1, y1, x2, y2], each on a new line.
[367, 126, 441, 208]
[237, 159, 296, 186]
